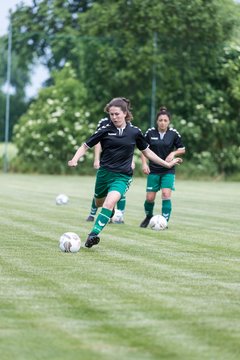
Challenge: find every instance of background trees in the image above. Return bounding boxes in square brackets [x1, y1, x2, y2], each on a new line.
[12, 64, 93, 174]
[0, 37, 29, 142]
[1, 0, 240, 176]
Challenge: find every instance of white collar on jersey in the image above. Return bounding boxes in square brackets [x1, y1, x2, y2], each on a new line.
[118, 126, 126, 136]
[159, 131, 166, 140]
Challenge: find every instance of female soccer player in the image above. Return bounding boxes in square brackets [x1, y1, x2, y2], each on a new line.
[140, 106, 185, 228]
[68, 98, 182, 248]
[86, 117, 129, 224]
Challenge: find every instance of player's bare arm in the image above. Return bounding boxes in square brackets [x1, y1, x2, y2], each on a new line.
[68, 144, 88, 167]
[165, 148, 185, 162]
[142, 147, 182, 168]
[93, 142, 102, 169]
[140, 152, 150, 175]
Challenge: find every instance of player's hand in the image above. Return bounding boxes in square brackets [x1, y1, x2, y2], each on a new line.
[142, 164, 150, 174]
[93, 160, 100, 169]
[169, 157, 183, 167]
[68, 159, 78, 167]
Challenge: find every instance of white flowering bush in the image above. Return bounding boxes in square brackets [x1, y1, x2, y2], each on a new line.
[13, 63, 95, 173]
[173, 86, 240, 176]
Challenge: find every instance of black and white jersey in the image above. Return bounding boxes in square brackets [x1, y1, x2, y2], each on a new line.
[144, 127, 185, 174]
[96, 117, 110, 130]
[85, 122, 148, 175]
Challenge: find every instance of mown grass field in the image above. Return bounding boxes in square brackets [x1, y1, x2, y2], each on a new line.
[0, 174, 239, 360]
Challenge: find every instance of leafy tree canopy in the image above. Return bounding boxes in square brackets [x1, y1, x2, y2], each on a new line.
[10, 0, 240, 175]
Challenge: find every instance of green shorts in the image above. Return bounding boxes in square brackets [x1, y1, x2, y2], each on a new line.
[94, 168, 132, 199]
[146, 173, 175, 192]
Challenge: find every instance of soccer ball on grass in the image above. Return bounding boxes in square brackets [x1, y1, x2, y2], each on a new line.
[149, 215, 168, 231]
[59, 232, 81, 253]
[56, 193, 69, 205]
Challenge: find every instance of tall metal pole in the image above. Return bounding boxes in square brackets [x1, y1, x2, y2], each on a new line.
[150, 32, 157, 128]
[3, 12, 12, 173]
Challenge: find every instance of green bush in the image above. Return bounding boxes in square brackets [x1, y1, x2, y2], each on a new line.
[12, 63, 95, 174]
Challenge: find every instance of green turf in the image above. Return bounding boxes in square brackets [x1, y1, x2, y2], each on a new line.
[0, 174, 239, 360]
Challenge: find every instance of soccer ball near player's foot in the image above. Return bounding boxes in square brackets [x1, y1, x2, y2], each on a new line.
[149, 215, 168, 231]
[111, 209, 124, 224]
[59, 232, 81, 253]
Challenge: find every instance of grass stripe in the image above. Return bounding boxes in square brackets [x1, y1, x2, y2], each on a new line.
[0, 174, 240, 359]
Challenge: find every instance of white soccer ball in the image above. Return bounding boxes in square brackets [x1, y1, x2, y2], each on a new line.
[59, 232, 81, 253]
[111, 209, 124, 224]
[56, 193, 69, 205]
[149, 215, 168, 231]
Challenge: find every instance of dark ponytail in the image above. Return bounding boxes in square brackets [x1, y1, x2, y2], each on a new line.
[156, 106, 171, 121]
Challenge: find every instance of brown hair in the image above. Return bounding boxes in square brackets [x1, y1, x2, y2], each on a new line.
[156, 106, 171, 121]
[104, 97, 133, 121]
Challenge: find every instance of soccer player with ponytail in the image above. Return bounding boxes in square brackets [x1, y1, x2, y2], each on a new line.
[140, 107, 185, 228]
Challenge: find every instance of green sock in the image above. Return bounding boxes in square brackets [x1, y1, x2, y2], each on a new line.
[144, 201, 154, 217]
[117, 195, 126, 213]
[162, 199, 172, 222]
[90, 197, 97, 216]
[91, 207, 112, 234]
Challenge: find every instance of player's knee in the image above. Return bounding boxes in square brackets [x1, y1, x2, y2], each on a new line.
[146, 195, 156, 202]
[161, 191, 171, 200]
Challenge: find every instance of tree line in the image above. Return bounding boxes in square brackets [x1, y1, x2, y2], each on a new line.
[1, 0, 240, 176]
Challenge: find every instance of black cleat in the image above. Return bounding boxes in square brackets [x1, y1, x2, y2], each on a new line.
[86, 215, 95, 222]
[85, 232, 100, 248]
[140, 215, 152, 228]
